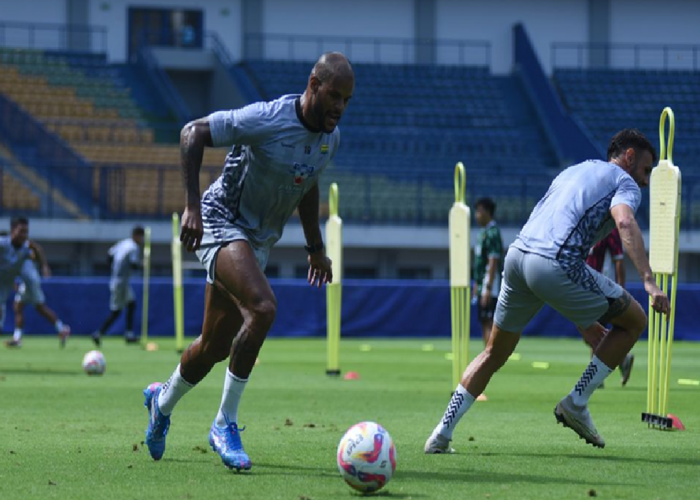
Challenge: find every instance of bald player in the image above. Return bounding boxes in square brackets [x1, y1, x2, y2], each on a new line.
[142, 53, 354, 471]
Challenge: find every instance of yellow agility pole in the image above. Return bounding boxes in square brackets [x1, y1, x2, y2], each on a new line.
[140, 226, 151, 348]
[643, 107, 682, 430]
[449, 163, 470, 391]
[326, 183, 343, 376]
[172, 213, 185, 353]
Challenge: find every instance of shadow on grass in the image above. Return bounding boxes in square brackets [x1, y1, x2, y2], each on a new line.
[478, 450, 700, 467]
[255, 461, 629, 488]
[396, 466, 632, 487]
[0, 367, 80, 376]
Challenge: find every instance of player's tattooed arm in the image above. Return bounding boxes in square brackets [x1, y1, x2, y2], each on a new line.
[179, 118, 213, 209]
[179, 118, 213, 252]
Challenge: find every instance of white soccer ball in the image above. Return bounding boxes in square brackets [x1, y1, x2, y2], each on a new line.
[337, 421, 396, 493]
[82, 350, 106, 376]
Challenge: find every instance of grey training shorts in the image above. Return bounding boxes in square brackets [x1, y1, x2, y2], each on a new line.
[195, 223, 269, 285]
[110, 284, 135, 311]
[16, 262, 45, 305]
[494, 247, 627, 333]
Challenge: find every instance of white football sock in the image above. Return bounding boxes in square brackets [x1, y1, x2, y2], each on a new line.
[433, 384, 476, 439]
[215, 369, 248, 427]
[54, 320, 64, 333]
[13, 328, 23, 341]
[569, 355, 613, 406]
[158, 364, 194, 415]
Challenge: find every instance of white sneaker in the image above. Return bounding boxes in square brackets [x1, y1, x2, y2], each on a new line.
[424, 431, 455, 454]
[554, 396, 605, 448]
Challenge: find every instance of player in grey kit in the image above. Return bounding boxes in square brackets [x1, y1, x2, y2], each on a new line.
[143, 52, 354, 471]
[425, 129, 669, 452]
[1, 218, 70, 348]
[92, 226, 144, 346]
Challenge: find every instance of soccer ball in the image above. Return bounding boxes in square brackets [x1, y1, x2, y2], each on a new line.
[82, 350, 106, 376]
[336, 421, 396, 493]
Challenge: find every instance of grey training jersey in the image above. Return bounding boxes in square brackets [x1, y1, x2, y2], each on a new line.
[109, 238, 140, 287]
[0, 236, 31, 285]
[203, 94, 340, 248]
[513, 160, 641, 271]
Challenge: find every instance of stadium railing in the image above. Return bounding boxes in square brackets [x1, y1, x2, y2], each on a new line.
[134, 46, 191, 125]
[244, 33, 490, 66]
[0, 21, 107, 53]
[552, 42, 700, 71]
[513, 23, 603, 165]
[4, 158, 700, 229]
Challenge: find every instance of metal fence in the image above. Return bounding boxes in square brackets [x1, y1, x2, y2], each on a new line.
[0, 22, 107, 53]
[3, 161, 700, 230]
[244, 33, 491, 67]
[552, 42, 700, 71]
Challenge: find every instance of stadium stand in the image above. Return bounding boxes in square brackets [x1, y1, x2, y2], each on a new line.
[245, 60, 558, 224]
[0, 47, 229, 216]
[553, 67, 700, 227]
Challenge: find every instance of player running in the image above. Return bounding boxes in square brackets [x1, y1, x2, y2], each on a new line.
[425, 129, 669, 453]
[92, 226, 144, 346]
[142, 52, 354, 471]
[1, 218, 70, 347]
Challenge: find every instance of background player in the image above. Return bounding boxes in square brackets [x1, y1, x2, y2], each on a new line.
[586, 228, 634, 386]
[7, 245, 71, 348]
[141, 52, 354, 472]
[1, 218, 69, 347]
[92, 226, 144, 346]
[471, 197, 504, 402]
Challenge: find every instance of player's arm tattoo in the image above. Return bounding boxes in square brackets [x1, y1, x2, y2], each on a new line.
[298, 183, 323, 246]
[180, 118, 213, 208]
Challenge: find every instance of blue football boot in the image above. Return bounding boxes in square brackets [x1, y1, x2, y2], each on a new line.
[143, 382, 171, 460]
[209, 414, 251, 471]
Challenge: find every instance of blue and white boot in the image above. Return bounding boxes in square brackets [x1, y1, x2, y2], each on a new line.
[143, 382, 171, 460]
[209, 414, 251, 471]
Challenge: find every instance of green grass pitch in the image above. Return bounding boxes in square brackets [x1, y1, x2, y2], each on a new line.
[1, 337, 699, 500]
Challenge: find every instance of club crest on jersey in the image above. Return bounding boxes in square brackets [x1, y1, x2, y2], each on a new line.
[290, 163, 316, 185]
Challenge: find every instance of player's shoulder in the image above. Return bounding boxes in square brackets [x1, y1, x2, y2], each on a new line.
[255, 94, 299, 119]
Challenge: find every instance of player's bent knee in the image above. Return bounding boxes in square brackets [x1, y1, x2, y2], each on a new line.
[248, 299, 277, 331]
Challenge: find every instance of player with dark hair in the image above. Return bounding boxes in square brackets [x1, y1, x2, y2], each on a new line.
[92, 226, 145, 346]
[2, 218, 70, 347]
[473, 197, 503, 346]
[142, 52, 354, 471]
[425, 129, 668, 453]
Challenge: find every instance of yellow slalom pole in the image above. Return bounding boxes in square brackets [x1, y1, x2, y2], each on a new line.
[643, 106, 681, 429]
[449, 162, 470, 391]
[326, 183, 343, 375]
[140, 226, 151, 348]
[172, 213, 185, 353]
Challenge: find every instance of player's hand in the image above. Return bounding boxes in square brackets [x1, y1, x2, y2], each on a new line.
[578, 322, 608, 350]
[480, 289, 491, 308]
[307, 253, 333, 288]
[180, 205, 203, 252]
[41, 264, 52, 278]
[645, 280, 670, 314]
